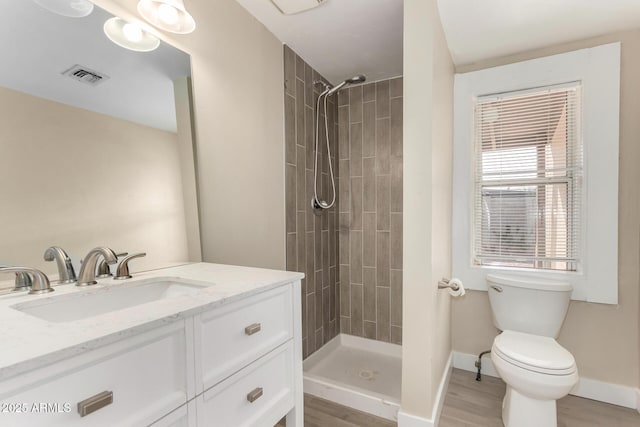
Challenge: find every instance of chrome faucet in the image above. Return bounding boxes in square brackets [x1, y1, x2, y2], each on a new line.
[43, 246, 77, 284]
[77, 247, 117, 286]
[96, 252, 128, 278]
[114, 253, 147, 280]
[0, 267, 54, 295]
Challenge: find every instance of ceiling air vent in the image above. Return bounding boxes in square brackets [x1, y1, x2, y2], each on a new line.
[61, 65, 110, 86]
[270, 0, 327, 15]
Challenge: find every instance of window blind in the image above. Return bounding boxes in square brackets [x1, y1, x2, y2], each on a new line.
[473, 84, 582, 271]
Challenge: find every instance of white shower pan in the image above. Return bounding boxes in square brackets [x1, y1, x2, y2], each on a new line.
[303, 334, 402, 421]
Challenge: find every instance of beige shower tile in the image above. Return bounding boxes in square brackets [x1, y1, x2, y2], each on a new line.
[390, 155, 403, 213]
[363, 213, 376, 267]
[286, 232, 297, 272]
[389, 77, 403, 98]
[363, 101, 376, 157]
[363, 82, 376, 102]
[376, 286, 390, 342]
[375, 118, 390, 175]
[390, 213, 402, 270]
[391, 326, 402, 345]
[376, 175, 390, 231]
[286, 164, 296, 233]
[338, 88, 349, 106]
[350, 177, 363, 230]
[376, 231, 390, 287]
[284, 45, 296, 96]
[340, 316, 351, 334]
[285, 94, 296, 165]
[349, 85, 363, 123]
[390, 269, 403, 327]
[350, 231, 363, 284]
[297, 212, 306, 271]
[296, 147, 306, 210]
[304, 63, 312, 107]
[295, 54, 305, 80]
[363, 157, 376, 212]
[296, 79, 305, 147]
[376, 80, 389, 118]
[350, 123, 363, 177]
[390, 97, 403, 158]
[350, 284, 364, 336]
[363, 267, 377, 322]
[364, 321, 377, 340]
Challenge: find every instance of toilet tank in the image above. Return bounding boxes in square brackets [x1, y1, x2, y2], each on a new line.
[487, 274, 572, 338]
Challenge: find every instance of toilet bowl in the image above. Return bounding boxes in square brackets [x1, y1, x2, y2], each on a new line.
[486, 274, 578, 427]
[491, 330, 578, 427]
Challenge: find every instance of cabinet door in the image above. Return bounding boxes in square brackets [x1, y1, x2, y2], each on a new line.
[196, 285, 293, 392]
[197, 343, 295, 427]
[151, 400, 196, 427]
[0, 322, 190, 427]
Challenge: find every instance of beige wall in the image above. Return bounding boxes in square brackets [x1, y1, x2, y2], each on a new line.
[453, 30, 640, 388]
[401, 0, 454, 421]
[0, 86, 189, 282]
[94, 0, 286, 270]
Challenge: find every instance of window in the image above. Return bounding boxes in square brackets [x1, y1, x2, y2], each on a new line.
[452, 43, 620, 303]
[473, 84, 582, 272]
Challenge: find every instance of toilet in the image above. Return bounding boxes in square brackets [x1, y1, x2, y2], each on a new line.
[487, 274, 579, 427]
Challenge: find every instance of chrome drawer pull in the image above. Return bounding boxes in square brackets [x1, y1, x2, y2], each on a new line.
[246, 387, 263, 403]
[77, 390, 113, 417]
[244, 323, 262, 336]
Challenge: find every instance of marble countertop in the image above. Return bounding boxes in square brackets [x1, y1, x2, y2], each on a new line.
[0, 262, 303, 381]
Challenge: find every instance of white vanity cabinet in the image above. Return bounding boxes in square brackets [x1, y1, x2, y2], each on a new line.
[0, 276, 303, 427]
[0, 321, 192, 427]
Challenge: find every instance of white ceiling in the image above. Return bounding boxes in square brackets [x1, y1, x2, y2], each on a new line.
[236, 0, 640, 84]
[0, 1, 191, 132]
[439, 0, 640, 65]
[235, 0, 403, 84]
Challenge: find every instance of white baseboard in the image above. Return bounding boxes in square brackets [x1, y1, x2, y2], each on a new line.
[572, 376, 638, 410]
[452, 351, 639, 411]
[398, 353, 452, 427]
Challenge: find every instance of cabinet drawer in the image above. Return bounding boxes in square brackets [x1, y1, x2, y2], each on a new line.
[0, 322, 189, 427]
[197, 342, 295, 427]
[198, 285, 293, 390]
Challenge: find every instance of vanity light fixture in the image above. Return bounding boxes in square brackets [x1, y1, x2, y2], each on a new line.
[137, 0, 196, 34]
[32, 0, 94, 18]
[103, 17, 160, 52]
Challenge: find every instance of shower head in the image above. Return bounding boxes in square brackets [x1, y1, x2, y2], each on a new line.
[325, 74, 367, 97]
[345, 75, 366, 84]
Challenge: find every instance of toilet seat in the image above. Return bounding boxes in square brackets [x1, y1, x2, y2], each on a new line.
[494, 330, 576, 376]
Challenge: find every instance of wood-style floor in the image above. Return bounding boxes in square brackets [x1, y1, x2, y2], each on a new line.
[281, 369, 640, 426]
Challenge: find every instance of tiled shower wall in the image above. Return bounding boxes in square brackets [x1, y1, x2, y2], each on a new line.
[337, 78, 403, 344]
[284, 46, 340, 358]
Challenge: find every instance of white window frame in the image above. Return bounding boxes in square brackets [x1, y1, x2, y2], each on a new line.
[452, 43, 620, 304]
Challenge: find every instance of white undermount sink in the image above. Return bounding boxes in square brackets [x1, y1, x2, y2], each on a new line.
[10, 277, 209, 323]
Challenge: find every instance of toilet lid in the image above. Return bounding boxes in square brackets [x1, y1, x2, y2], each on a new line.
[493, 331, 576, 376]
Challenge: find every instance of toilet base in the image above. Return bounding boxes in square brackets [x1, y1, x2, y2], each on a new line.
[502, 385, 557, 427]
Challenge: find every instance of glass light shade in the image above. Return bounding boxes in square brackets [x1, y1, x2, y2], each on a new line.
[32, 0, 94, 18]
[103, 17, 160, 52]
[137, 0, 196, 34]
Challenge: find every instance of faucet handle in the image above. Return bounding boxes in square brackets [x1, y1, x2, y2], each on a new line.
[114, 253, 147, 280]
[44, 246, 77, 284]
[0, 267, 53, 295]
[96, 252, 128, 278]
[13, 272, 32, 292]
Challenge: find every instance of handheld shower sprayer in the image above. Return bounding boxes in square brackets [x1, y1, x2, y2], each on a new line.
[311, 74, 366, 214]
